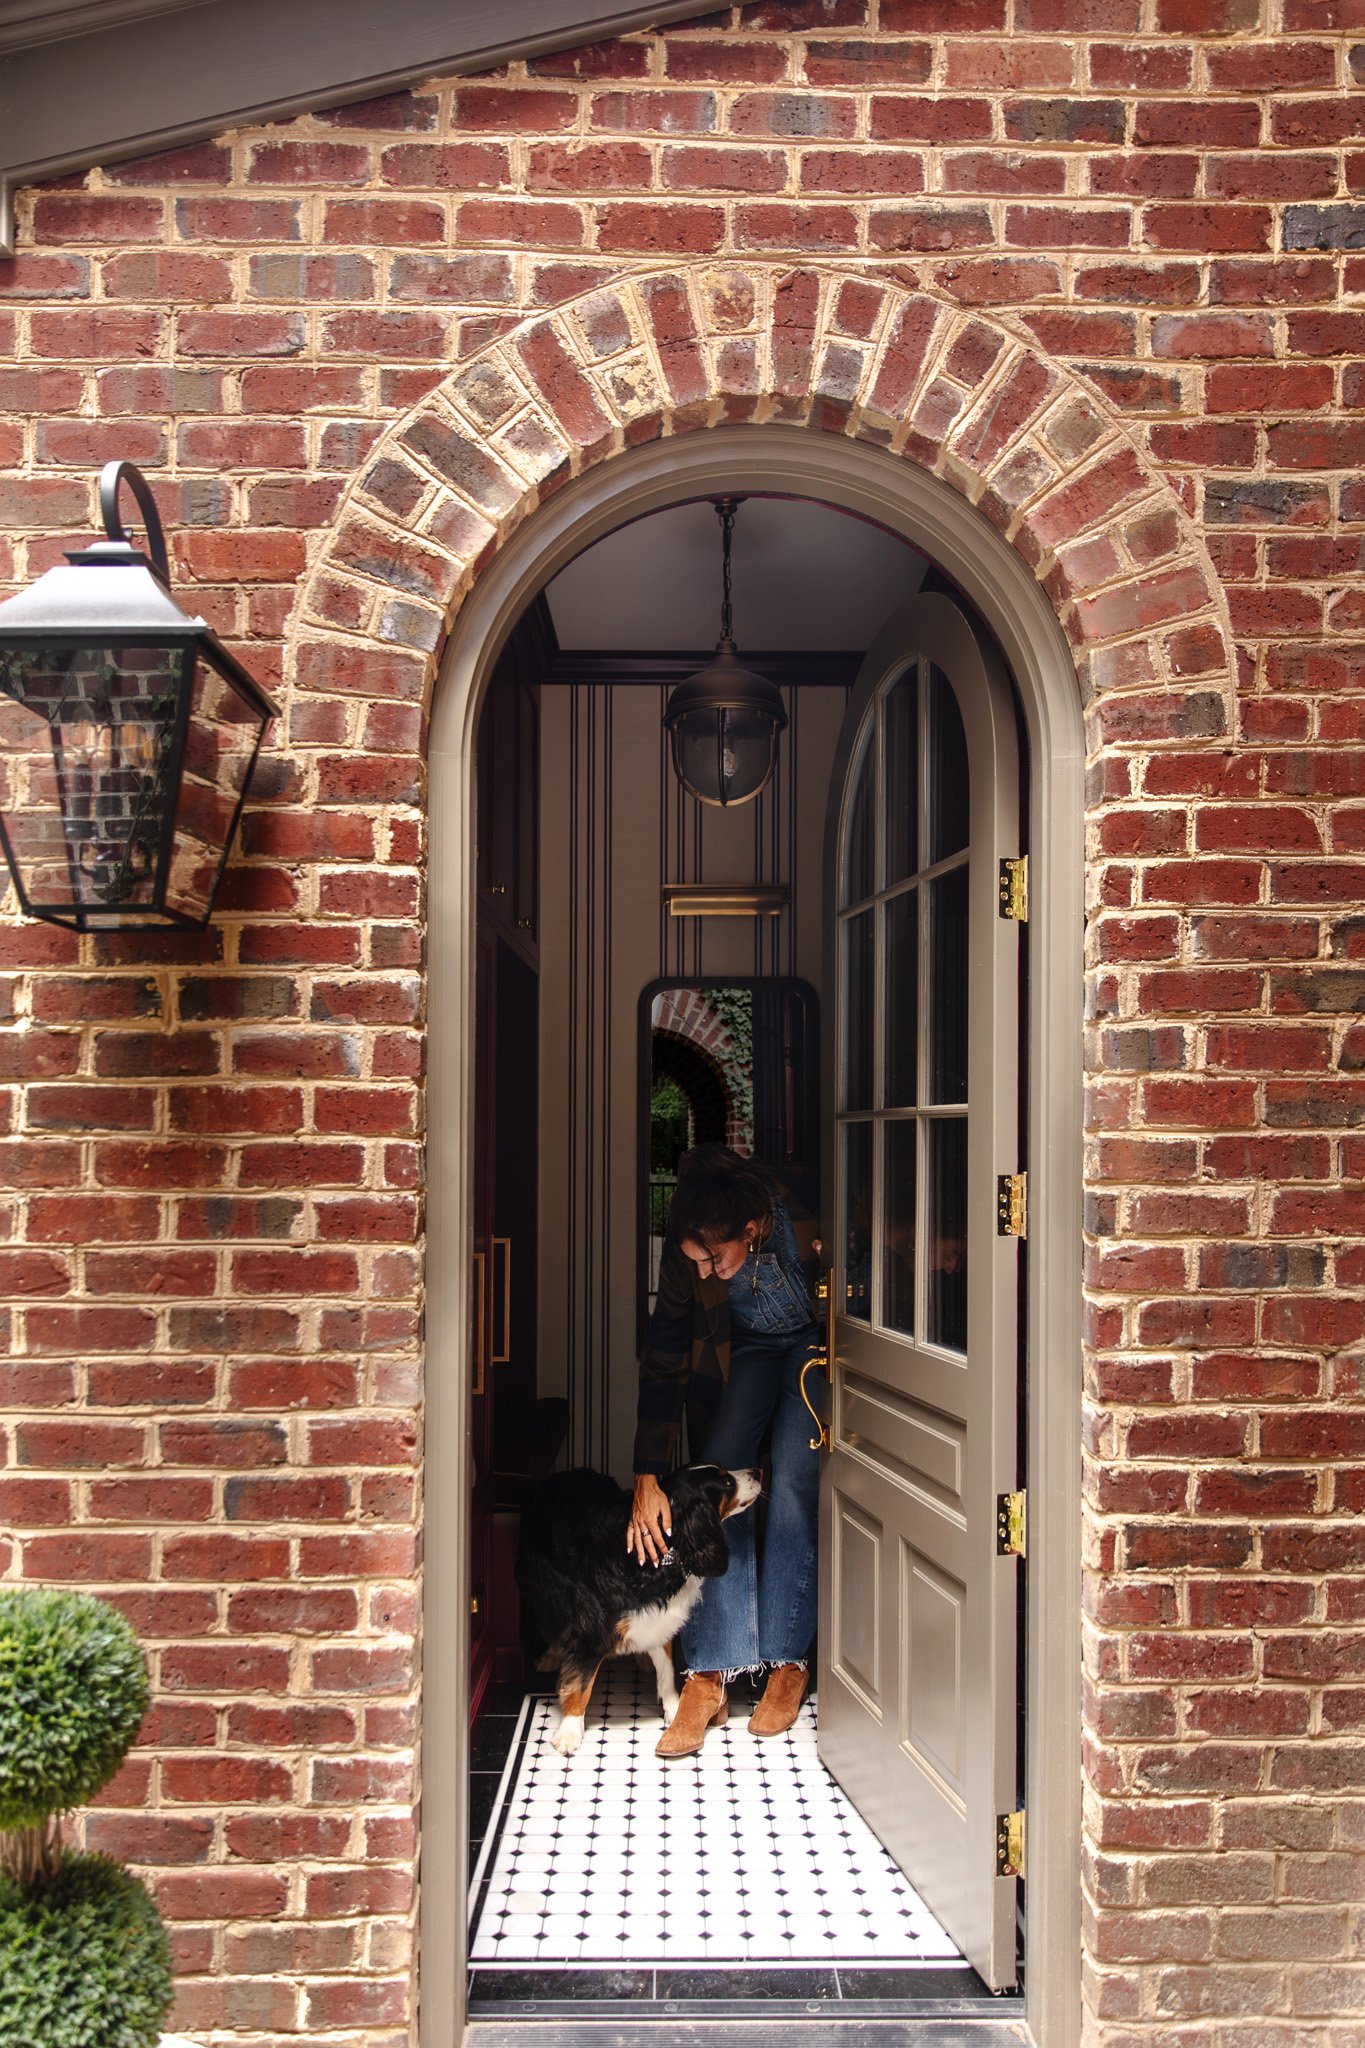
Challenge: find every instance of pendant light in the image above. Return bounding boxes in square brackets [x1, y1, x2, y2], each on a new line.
[662, 497, 788, 809]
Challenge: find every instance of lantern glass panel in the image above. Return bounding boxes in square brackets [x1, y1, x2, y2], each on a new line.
[671, 703, 777, 808]
[0, 642, 184, 922]
[163, 650, 268, 923]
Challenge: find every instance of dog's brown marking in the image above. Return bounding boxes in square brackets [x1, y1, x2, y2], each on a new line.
[558, 1666, 601, 1720]
[614, 1617, 631, 1649]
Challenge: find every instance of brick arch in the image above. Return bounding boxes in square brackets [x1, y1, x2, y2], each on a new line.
[293, 260, 1236, 733]
[297, 266, 1234, 2038]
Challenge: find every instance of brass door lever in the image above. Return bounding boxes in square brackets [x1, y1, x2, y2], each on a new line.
[799, 1274, 834, 1452]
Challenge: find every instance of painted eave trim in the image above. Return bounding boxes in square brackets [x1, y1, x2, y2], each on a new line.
[0, 0, 714, 255]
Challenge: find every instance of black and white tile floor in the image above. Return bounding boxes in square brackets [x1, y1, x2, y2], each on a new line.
[469, 1660, 978, 2004]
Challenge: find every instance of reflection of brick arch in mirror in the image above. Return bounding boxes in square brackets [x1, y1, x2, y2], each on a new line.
[652, 987, 753, 1155]
[651, 1031, 729, 1156]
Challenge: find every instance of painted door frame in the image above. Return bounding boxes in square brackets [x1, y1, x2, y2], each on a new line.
[426, 425, 1085, 2048]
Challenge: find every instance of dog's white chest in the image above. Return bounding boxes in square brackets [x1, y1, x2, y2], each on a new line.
[621, 1577, 702, 1655]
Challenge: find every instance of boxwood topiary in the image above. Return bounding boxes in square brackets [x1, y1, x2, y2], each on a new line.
[0, 1852, 173, 2048]
[0, 1588, 150, 1831]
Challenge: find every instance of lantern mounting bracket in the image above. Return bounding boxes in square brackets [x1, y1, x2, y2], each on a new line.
[62, 460, 172, 585]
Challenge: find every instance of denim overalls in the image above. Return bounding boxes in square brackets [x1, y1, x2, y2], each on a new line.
[682, 1197, 824, 1678]
[728, 1196, 817, 1340]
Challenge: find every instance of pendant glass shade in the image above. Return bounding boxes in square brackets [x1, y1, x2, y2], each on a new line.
[0, 462, 276, 930]
[663, 639, 789, 809]
[662, 498, 787, 809]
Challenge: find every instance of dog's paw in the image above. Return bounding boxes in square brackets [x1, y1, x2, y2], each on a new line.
[551, 1714, 584, 1756]
[659, 1691, 680, 1727]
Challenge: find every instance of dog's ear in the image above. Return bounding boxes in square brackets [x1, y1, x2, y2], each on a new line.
[671, 1487, 730, 1578]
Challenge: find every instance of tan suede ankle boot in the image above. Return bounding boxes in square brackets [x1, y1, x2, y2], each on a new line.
[748, 1662, 807, 1736]
[655, 1671, 727, 1758]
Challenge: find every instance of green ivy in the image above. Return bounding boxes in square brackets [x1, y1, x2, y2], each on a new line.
[0, 1854, 172, 2048]
[0, 1591, 149, 1828]
[705, 985, 753, 1069]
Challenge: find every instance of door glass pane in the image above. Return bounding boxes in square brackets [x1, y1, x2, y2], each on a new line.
[842, 1121, 872, 1324]
[927, 865, 969, 1105]
[882, 1118, 916, 1337]
[842, 729, 874, 908]
[926, 1118, 967, 1353]
[841, 911, 874, 1113]
[926, 663, 969, 866]
[884, 665, 918, 888]
[884, 889, 918, 1109]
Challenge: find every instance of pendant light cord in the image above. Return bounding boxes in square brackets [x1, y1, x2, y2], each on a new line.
[715, 495, 736, 646]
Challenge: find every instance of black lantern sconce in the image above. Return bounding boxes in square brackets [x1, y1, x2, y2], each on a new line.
[662, 497, 788, 809]
[0, 461, 277, 931]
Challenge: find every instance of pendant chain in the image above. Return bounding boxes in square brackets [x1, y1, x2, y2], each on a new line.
[716, 496, 736, 644]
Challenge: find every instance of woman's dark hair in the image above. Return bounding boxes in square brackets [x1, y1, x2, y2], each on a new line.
[670, 1145, 776, 1249]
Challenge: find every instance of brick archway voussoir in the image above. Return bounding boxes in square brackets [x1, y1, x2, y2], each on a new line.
[295, 262, 1236, 751]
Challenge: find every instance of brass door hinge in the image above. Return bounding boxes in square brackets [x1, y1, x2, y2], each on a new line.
[998, 856, 1028, 922]
[996, 1808, 1025, 1878]
[996, 1172, 1027, 1238]
[996, 1490, 1026, 1559]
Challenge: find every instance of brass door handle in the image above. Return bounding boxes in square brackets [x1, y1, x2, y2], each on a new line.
[800, 1274, 833, 1451]
[492, 1236, 511, 1365]
[471, 1249, 486, 1396]
[800, 1352, 830, 1453]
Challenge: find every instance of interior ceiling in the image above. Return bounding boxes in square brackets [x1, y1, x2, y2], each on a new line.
[544, 497, 927, 654]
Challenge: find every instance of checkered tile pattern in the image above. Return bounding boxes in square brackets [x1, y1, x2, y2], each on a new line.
[470, 1661, 964, 1969]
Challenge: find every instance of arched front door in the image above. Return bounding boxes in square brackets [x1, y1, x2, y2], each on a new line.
[818, 592, 1025, 1988]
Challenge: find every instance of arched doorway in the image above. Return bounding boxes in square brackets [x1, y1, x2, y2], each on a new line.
[425, 425, 1086, 2048]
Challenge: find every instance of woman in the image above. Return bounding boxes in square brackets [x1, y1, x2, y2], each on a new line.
[628, 1146, 824, 1759]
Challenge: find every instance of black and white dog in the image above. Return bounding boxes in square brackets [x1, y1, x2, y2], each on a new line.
[515, 1463, 761, 1755]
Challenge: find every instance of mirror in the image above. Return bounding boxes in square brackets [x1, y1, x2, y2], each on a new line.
[639, 979, 819, 1323]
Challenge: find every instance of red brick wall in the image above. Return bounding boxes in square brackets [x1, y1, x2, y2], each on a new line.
[1, 2, 1363, 2040]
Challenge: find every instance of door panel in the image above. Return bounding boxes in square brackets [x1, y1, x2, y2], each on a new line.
[902, 1542, 965, 1794]
[832, 1493, 882, 1711]
[841, 1371, 964, 1507]
[818, 592, 1022, 1988]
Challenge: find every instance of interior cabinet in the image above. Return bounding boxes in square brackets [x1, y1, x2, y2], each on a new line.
[470, 602, 561, 1723]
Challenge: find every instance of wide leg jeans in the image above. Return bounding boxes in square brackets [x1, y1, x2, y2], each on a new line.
[681, 1327, 823, 1676]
